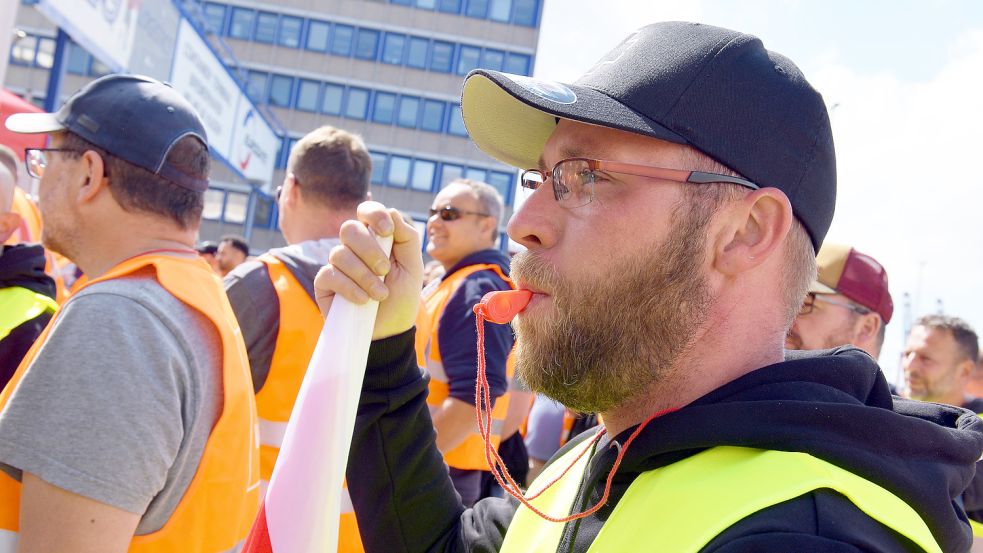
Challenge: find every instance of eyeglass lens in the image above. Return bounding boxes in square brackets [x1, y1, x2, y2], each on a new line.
[26, 150, 46, 179]
[429, 207, 461, 221]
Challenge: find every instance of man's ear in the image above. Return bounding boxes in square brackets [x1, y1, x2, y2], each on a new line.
[0, 212, 23, 243]
[77, 150, 109, 204]
[480, 216, 499, 244]
[854, 312, 881, 345]
[711, 187, 794, 276]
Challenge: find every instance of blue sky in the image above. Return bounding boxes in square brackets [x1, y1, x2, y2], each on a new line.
[532, 1, 983, 384]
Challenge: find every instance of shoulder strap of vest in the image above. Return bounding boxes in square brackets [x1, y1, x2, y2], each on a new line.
[593, 446, 942, 553]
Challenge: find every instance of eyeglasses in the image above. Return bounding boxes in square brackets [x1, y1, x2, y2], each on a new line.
[429, 205, 490, 221]
[520, 157, 761, 208]
[275, 185, 282, 202]
[798, 292, 872, 317]
[24, 148, 81, 179]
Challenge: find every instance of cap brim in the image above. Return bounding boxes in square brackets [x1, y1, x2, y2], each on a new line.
[809, 280, 838, 294]
[5, 112, 65, 134]
[462, 70, 689, 169]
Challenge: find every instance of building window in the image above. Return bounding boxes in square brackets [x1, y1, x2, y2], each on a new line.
[489, 0, 512, 22]
[354, 28, 379, 60]
[420, 100, 445, 132]
[430, 41, 454, 73]
[10, 35, 37, 66]
[504, 52, 530, 75]
[397, 96, 420, 128]
[406, 37, 428, 68]
[203, 189, 225, 220]
[321, 84, 344, 115]
[457, 45, 480, 75]
[246, 70, 268, 102]
[481, 49, 505, 71]
[254, 12, 278, 43]
[229, 8, 255, 40]
[438, 0, 462, 13]
[202, 3, 227, 33]
[416, 0, 437, 8]
[487, 171, 513, 199]
[512, 0, 538, 25]
[296, 79, 320, 112]
[268, 74, 294, 107]
[381, 33, 405, 65]
[447, 104, 468, 136]
[345, 88, 370, 119]
[253, 195, 274, 228]
[66, 42, 89, 75]
[441, 164, 463, 187]
[390, 0, 412, 5]
[331, 24, 354, 56]
[278, 16, 303, 48]
[387, 156, 412, 187]
[465, 167, 487, 183]
[369, 152, 387, 184]
[225, 192, 249, 224]
[33, 38, 54, 68]
[411, 160, 436, 191]
[306, 20, 330, 51]
[90, 58, 110, 77]
[372, 92, 397, 124]
[465, 0, 488, 18]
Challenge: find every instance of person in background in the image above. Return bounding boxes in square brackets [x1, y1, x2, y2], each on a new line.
[786, 243, 892, 360]
[0, 74, 259, 552]
[523, 395, 566, 483]
[195, 240, 220, 274]
[0, 161, 56, 388]
[417, 179, 515, 506]
[216, 234, 249, 276]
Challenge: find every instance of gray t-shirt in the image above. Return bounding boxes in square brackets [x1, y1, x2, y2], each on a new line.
[0, 273, 222, 535]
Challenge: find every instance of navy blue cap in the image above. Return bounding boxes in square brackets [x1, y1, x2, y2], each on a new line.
[6, 74, 210, 191]
[461, 22, 836, 251]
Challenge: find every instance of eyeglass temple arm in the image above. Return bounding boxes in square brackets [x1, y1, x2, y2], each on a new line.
[686, 171, 760, 190]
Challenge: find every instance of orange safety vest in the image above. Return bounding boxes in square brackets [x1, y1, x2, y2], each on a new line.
[257, 255, 364, 553]
[415, 263, 514, 471]
[0, 253, 260, 552]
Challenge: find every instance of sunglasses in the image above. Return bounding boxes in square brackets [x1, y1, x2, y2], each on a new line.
[428, 205, 490, 221]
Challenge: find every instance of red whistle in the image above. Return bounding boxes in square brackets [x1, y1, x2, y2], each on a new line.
[473, 289, 533, 324]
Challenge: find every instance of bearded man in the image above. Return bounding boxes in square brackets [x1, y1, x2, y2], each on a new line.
[315, 22, 982, 552]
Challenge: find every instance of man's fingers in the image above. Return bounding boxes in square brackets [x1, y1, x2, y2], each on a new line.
[315, 263, 371, 305]
[387, 209, 424, 277]
[339, 220, 392, 277]
[356, 201, 395, 236]
[328, 245, 389, 301]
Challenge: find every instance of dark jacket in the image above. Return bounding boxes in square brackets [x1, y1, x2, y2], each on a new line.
[224, 246, 322, 392]
[0, 244, 56, 387]
[347, 336, 983, 552]
[960, 397, 983, 526]
[431, 249, 514, 405]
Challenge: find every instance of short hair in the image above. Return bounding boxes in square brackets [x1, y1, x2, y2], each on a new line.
[447, 178, 504, 242]
[220, 234, 250, 257]
[914, 315, 979, 363]
[61, 131, 207, 230]
[286, 126, 371, 210]
[0, 144, 18, 179]
[682, 148, 816, 327]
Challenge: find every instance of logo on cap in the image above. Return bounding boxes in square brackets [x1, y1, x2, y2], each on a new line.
[507, 74, 577, 105]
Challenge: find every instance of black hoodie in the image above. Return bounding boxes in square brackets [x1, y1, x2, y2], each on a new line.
[347, 333, 983, 552]
[0, 244, 56, 386]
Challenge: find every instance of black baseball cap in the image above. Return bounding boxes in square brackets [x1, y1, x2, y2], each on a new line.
[462, 22, 836, 251]
[5, 74, 210, 191]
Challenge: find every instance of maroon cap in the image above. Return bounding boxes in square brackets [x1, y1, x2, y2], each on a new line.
[811, 243, 893, 323]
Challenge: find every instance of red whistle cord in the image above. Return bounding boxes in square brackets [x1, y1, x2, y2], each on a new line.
[473, 308, 677, 523]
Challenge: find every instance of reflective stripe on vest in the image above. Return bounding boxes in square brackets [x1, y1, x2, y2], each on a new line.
[0, 254, 260, 553]
[0, 287, 57, 340]
[415, 263, 514, 471]
[257, 255, 364, 553]
[501, 436, 942, 553]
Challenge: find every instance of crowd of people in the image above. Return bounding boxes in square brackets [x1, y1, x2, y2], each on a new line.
[0, 19, 982, 553]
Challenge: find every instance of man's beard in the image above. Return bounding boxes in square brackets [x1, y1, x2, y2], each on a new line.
[510, 208, 714, 414]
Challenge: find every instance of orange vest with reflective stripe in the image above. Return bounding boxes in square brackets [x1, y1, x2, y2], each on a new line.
[258, 255, 364, 553]
[415, 263, 514, 471]
[0, 254, 260, 552]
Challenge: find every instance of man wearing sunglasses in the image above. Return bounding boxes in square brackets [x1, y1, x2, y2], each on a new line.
[418, 178, 518, 506]
[316, 22, 980, 552]
[786, 243, 893, 362]
[0, 74, 260, 552]
[224, 124, 371, 552]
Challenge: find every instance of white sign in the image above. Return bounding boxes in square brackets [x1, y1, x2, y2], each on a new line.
[170, 19, 238, 162]
[231, 97, 279, 189]
[37, 0, 139, 72]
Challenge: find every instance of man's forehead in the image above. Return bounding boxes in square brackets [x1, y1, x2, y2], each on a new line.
[433, 183, 478, 205]
[538, 119, 688, 169]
